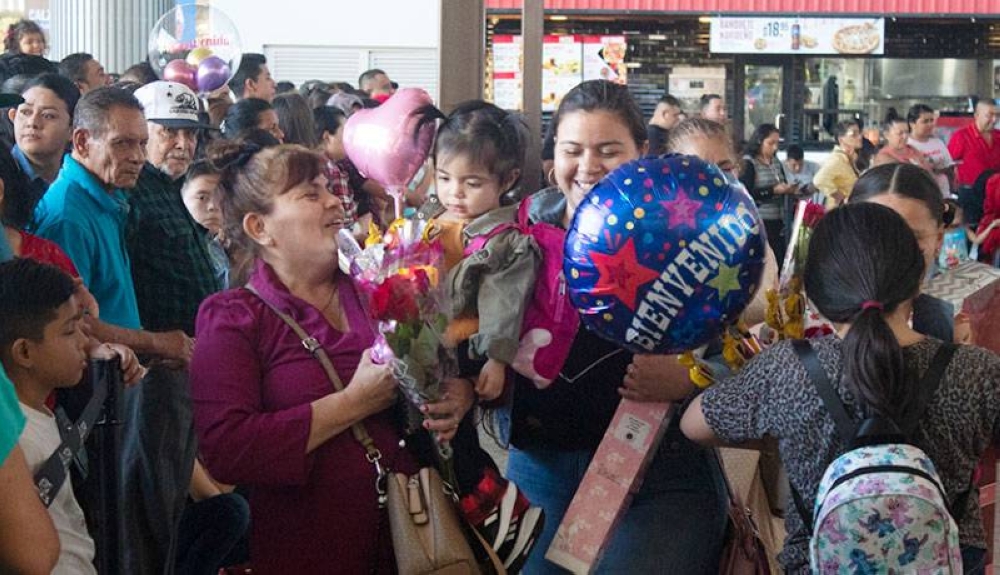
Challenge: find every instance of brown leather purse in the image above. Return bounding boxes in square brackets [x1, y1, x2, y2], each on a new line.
[386, 466, 485, 575]
[717, 450, 772, 575]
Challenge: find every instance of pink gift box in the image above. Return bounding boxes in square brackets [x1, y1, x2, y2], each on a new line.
[545, 400, 674, 574]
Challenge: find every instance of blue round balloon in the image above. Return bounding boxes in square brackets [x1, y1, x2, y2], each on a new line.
[564, 155, 766, 354]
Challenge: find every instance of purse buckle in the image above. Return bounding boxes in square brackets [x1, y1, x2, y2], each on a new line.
[369, 449, 388, 508]
[301, 337, 321, 354]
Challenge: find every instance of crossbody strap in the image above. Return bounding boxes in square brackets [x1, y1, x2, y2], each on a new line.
[34, 370, 107, 507]
[244, 284, 384, 473]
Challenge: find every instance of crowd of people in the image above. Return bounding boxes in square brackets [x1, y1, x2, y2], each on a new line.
[1, 14, 1000, 575]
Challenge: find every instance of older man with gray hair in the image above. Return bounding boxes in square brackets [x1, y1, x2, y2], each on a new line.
[33, 86, 198, 573]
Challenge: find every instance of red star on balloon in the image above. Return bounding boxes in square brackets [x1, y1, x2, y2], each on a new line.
[589, 238, 661, 312]
[661, 189, 701, 229]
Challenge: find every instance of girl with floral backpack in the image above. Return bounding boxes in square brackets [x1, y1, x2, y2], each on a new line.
[682, 202, 1000, 574]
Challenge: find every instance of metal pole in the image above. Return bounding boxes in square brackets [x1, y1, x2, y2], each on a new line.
[93, 356, 125, 575]
[522, 0, 544, 192]
[438, 0, 485, 111]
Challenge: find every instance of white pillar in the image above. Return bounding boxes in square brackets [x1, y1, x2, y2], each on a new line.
[50, 0, 171, 73]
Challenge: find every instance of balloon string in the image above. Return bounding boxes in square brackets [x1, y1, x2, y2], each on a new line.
[387, 186, 403, 221]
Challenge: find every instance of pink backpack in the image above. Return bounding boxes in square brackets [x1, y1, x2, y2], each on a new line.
[464, 197, 578, 388]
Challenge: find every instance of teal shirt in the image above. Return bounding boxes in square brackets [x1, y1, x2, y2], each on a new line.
[0, 364, 25, 463]
[34, 155, 141, 329]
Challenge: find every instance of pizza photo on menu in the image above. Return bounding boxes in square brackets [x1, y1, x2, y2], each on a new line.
[832, 23, 880, 54]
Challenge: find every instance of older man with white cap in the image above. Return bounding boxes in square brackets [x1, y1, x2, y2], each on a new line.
[121, 80, 245, 575]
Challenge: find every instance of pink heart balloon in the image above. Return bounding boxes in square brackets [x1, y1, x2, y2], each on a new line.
[343, 88, 435, 189]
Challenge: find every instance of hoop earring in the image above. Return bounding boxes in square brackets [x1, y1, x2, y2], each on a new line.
[547, 168, 557, 187]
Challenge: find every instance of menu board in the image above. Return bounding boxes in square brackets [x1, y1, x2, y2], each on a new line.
[710, 17, 885, 55]
[492, 34, 627, 111]
[492, 35, 523, 111]
[582, 35, 627, 86]
[542, 35, 583, 112]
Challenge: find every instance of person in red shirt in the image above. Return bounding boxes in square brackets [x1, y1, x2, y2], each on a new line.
[947, 100, 1000, 188]
[975, 173, 1000, 264]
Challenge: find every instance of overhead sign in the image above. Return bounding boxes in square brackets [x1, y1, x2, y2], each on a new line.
[710, 17, 885, 55]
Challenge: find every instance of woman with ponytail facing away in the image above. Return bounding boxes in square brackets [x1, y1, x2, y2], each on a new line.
[681, 203, 1000, 574]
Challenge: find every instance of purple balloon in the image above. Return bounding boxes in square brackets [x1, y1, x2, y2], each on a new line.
[196, 56, 231, 94]
[163, 59, 197, 91]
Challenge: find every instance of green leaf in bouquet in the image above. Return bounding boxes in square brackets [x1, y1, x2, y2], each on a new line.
[410, 322, 442, 369]
[390, 322, 417, 357]
[429, 313, 449, 341]
[396, 353, 438, 402]
[795, 227, 812, 271]
[396, 321, 416, 342]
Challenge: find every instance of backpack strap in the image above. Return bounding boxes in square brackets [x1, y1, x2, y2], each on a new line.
[901, 342, 957, 437]
[517, 194, 534, 226]
[463, 222, 521, 257]
[791, 340, 855, 443]
[790, 339, 851, 529]
[900, 342, 974, 522]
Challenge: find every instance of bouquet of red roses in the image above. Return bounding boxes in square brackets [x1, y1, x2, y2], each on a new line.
[338, 221, 456, 436]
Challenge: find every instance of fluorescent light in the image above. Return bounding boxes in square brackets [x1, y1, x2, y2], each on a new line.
[626, 62, 642, 68]
[649, 34, 667, 40]
[549, 15, 568, 21]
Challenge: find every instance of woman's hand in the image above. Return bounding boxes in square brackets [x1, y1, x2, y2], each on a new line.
[773, 183, 797, 195]
[421, 377, 476, 443]
[349, 350, 397, 416]
[619, 354, 695, 403]
[307, 350, 397, 454]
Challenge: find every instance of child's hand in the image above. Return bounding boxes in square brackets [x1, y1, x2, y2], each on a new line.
[90, 343, 147, 386]
[475, 359, 507, 401]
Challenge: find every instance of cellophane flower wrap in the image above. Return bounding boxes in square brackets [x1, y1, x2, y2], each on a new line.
[767, 199, 829, 340]
[337, 222, 457, 434]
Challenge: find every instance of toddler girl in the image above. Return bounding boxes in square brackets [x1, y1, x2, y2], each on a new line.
[415, 100, 543, 571]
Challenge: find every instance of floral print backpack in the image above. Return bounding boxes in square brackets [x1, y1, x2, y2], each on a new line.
[790, 340, 966, 574]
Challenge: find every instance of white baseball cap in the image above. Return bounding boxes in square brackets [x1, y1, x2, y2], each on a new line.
[134, 81, 212, 130]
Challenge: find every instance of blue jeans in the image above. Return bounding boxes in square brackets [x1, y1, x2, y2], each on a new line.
[507, 427, 728, 574]
[962, 546, 986, 575]
[121, 364, 199, 574]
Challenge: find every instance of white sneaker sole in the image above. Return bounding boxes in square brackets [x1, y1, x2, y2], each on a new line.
[504, 506, 543, 570]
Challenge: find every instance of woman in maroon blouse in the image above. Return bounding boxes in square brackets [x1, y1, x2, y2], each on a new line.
[190, 143, 475, 573]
